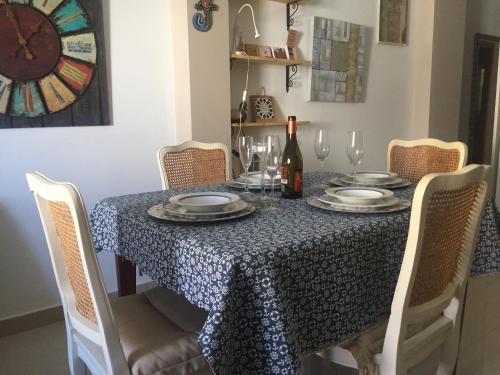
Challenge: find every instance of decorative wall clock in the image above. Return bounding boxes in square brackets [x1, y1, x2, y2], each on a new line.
[0, 0, 109, 128]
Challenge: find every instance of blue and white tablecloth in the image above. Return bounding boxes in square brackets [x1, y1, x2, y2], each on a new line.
[90, 172, 500, 375]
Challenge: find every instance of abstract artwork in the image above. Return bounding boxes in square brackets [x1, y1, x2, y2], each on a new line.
[0, 0, 109, 129]
[378, 0, 408, 46]
[309, 16, 366, 103]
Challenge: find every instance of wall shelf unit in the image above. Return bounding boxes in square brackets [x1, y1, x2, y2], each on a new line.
[230, 54, 311, 92]
[231, 120, 310, 128]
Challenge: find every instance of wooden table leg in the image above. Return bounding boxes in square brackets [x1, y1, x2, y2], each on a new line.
[115, 255, 136, 296]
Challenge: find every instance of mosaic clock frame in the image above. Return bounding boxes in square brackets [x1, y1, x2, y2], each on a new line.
[0, 0, 102, 120]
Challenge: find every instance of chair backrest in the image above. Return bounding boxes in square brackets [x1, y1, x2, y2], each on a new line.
[157, 140, 230, 190]
[380, 164, 490, 374]
[387, 138, 468, 183]
[26, 172, 129, 375]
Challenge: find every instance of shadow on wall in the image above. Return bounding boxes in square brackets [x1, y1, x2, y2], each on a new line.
[0, 201, 57, 319]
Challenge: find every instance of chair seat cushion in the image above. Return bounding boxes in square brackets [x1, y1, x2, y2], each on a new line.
[112, 293, 208, 375]
[144, 287, 208, 334]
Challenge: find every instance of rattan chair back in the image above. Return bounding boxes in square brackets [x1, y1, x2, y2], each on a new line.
[27, 172, 129, 375]
[388, 139, 468, 183]
[157, 141, 230, 190]
[380, 164, 490, 374]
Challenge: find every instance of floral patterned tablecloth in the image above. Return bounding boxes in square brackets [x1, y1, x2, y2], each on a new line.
[90, 172, 500, 375]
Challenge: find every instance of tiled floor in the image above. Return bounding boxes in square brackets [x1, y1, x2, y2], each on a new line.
[0, 321, 355, 375]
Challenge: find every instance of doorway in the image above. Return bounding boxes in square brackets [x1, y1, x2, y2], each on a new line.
[468, 34, 500, 165]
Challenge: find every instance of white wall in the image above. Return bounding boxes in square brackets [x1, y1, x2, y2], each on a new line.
[171, 1, 231, 151]
[230, 0, 414, 174]
[0, 0, 176, 320]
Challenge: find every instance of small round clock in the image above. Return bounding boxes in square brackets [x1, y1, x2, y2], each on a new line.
[0, 0, 97, 118]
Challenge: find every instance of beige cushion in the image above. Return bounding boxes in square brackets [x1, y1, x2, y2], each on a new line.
[112, 293, 209, 375]
[144, 287, 208, 334]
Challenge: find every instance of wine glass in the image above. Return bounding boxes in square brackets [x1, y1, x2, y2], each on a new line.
[346, 130, 364, 184]
[264, 135, 281, 211]
[314, 129, 331, 170]
[238, 136, 254, 198]
[253, 141, 268, 196]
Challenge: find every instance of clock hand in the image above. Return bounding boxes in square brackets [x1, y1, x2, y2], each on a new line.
[11, 21, 44, 58]
[3, 2, 35, 60]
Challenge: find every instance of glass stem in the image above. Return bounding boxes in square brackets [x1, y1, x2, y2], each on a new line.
[354, 165, 357, 184]
[271, 176, 275, 196]
[245, 167, 249, 193]
[261, 168, 265, 195]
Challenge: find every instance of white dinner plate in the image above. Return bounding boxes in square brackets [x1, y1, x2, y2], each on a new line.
[169, 192, 240, 213]
[317, 194, 400, 209]
[148, 204, 256, 223]
[239, 171, 282, 183]
[163, 200, 248, 218]
[325, 187, 394, 205]
[329, 176, 412, 189]
[226, 179, 280, 190]
[307, 196, 411, 214]
[347, 171, 397, 184]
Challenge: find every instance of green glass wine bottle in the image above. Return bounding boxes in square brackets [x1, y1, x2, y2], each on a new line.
[281, 116, 303, 199]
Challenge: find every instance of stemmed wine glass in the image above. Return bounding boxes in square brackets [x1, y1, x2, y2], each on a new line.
[314, 129, 331, 170]
[253, 141, 268, 196]
[264, 135, 281, 211]
[346, 130, 364, 184]
[238, 136, 254, 199]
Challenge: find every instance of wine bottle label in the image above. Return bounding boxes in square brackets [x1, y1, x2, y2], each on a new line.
[294, 171, 303, 193]
[280, 166, 288, 185]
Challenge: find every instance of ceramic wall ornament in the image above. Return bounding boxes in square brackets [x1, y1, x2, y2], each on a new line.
[193, 0, 218, 32]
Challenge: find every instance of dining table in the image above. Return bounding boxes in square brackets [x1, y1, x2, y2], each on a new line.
[89, 172, 500, 375]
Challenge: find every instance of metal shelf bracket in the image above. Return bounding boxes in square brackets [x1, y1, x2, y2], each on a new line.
[286, 64, 298, 93]
[287, 1, 299, 30]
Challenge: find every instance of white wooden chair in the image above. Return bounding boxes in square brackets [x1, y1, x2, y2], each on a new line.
[319, 164, 490, 375]
[388, 138, 468, 183]
[157, 141, 230, 190]
[26, 172, 210, 375]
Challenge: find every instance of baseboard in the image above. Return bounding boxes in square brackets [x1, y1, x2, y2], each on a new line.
[0, 281, 156, 338]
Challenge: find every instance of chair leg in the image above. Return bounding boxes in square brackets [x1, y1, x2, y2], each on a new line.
[67, 332, 86, 375]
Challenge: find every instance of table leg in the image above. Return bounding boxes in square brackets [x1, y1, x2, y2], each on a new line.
[115, 255, 136, 296]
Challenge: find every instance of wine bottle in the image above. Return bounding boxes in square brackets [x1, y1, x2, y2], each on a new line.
[281, 116, 303, 199]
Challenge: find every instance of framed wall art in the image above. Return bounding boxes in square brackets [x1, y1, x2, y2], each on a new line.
[250, 95, 275, 122]
[0, 0, 110, 129]
[378, 0, 408, 46]
[309, 16, 367, 103]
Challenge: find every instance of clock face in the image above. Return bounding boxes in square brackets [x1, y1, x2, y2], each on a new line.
[0, 0, 97, 118]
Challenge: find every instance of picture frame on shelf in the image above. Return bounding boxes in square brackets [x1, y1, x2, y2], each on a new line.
[286, 47, 297, 60]
[287, 29, 297, 48]
[272, 47, 287, 59]
[378, 0, 408, 46]
[258, 45, 273, 58]
[245, 43, 260, 56]
[250, 95, 275, 122]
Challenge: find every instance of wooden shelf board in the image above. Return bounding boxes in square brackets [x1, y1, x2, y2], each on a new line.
[231, 54, 311, 66]
[231, 121, 310, 128]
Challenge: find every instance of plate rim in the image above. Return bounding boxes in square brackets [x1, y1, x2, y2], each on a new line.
[325, 187, 394, 204]
[163, 200, 248, 217]
[330, 176, 412, 189]
[317, 194, 400, 209]
[307, 196, 411, 214]
[148, 203, 256, 223]
[169, 191, 240, 210]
